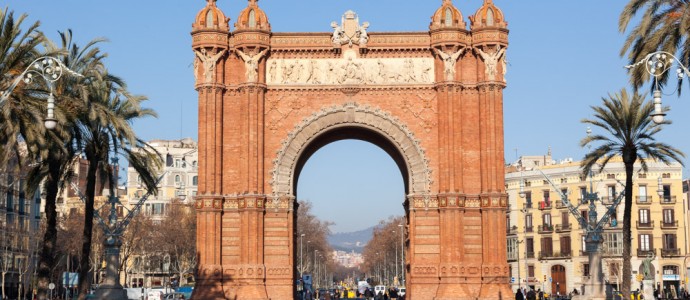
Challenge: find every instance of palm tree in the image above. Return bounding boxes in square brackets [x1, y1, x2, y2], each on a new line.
[0, 7, 44, 165]
[25, 30, 108, 300]
[73, 74, 159, 300]
[580, 88, 684, 299]
[619, 0, 690, 91]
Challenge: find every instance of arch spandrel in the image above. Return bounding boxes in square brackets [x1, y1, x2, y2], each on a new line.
[270, 102, 432, 199]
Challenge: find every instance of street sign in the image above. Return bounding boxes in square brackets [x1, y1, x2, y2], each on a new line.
[511, 277, 515, 283]
[549, 277, 552, 283]
[48, 283, 55, 290]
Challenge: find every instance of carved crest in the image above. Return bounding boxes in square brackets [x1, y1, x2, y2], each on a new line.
[331, 10, 370, 47]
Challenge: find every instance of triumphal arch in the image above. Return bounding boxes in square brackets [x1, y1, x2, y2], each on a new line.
[191, 0, 511, 298]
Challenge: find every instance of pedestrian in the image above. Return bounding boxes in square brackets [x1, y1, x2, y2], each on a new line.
[537, 288, 544, 300]
[305, 289, 313, 300]
[389, 287, 398, 300]
[527, 288, 536, 300]
[516, 288, 524, 300]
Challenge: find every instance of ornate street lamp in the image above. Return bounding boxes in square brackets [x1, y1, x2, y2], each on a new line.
[625, 51, 690, 124]
[0, 56, 81, 129]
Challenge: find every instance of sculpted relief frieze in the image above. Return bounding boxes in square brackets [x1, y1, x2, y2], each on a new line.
[266, 53, 434, 86]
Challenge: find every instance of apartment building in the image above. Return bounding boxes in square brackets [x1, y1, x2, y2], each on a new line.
[506, 153, 685, 295]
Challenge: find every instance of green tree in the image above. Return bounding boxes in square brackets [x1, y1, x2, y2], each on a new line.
[580, 88, 684, 299]
[619, 0, 690, 90]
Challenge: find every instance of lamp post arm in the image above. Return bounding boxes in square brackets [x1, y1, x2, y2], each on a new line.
[116, 171, 168, 234]
[594, 190, 625, 232]
[0, 56, 82, 105]
[535, 168, 587, 228]
[625, 51, 690, 78]
[69, 181, 111, 234]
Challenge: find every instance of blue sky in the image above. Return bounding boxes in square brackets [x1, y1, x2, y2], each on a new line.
[9, 1, 690, 232]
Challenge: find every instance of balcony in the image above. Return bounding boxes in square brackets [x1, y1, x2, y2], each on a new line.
[636, 221, 654, 229]
[538, 201, 552, 210]
[660, 196, 677, 205]
[555, 223, 572, 233]
[661, 248, 681, 257]
[507, 226, 518, 236]
[538, 251, 572, 260]
[555, 200, 569, 209]
[538, 224, 554, 234]
[525, 226, 533, 233]
[637, 248, 656, 257]
[525, 251, 535, 259]
[636, 196, 651, 205]
[523, 202, 533, 210]
[660, 220, 679, 229]
[602, 196, 617, 205]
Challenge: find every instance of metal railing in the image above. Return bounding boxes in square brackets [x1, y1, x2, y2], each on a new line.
[538, 224, 554, 233]
[636, 196, 651, 205]
[660, 196, 677, 204]
[661, 248, 680, 257]
[555, 223, 571, 232]
[660, 220, 679, 229]
[636, 221, 654, 229]
[637, 248, 656, 257]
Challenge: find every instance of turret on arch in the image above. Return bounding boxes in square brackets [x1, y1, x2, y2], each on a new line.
[191, 0, 512, 299]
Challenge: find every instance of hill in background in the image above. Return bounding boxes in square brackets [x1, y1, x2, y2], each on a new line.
[328, 227, 374, 253]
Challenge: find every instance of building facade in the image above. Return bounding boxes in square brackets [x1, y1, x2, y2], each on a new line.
[123, 138, 198, 287]
[0, 155, 42, 299]
[506, 154, 686, 296]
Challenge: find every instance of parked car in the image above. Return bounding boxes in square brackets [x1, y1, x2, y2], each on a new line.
[398, 287, 406, 297]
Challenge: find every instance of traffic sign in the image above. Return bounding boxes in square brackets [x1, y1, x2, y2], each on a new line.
[48, 283, 55, 290]
[549, 277, 552, 283]
[511, 277, 515, 283]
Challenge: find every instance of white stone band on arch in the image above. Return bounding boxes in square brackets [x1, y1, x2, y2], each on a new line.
[270, 102, 432, 198]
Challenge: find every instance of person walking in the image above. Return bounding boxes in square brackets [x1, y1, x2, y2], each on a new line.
[515, 288, 524, 300]
[389, 287, 398, 300]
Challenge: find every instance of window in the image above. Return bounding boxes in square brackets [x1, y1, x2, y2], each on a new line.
[583, 263, 590, 277]
[205, 10, 214, 28]
[607, 174, 616, 179]
[610, 262, 620, 277]
[152, 203, 165, 216]
[662, 185, 671, 202]
[560, 236, 571, 256]
[486, 8, 494, 26]
[248, 10, 257, 28]
[638, 173, 647, 179]
[638, 185, 648, 202]
[639, 234, 652, 251]
[639, 209, 650, 224]
[507, 238, 518, 260]
[175, 159, 181, 168]
[543, 190, 550, 203]
[193, 176, 198, 186]
[541, 237, 553, 257]
[582, 235, 586, 252]
[603, 232, 623, 255]
[607, 185, 617, 201]
[663, 209, 675, 224]
[560, 188, 568, 203]
[662, 173, 671, 179]
[526, 238, 534, 257]
[663, 234, 677, 250]
[525, 214, 533, 232]
[175, 175, 181, 184]
[663, 265, 679, 275]
[444, 8, 453, 26]
[528, 265, 535, 277]
[581, 210, 588, 224]
[525, 191, 532, 207]
[543, 213, 551, 226]
[580, 187, 587, 202]
[561, 211, 569, 227]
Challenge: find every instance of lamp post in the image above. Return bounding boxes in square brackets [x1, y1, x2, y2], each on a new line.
[516, 239, 524, 290]
[1, 56, 81, 129]
[70, 160, 169, 300]
[300, 233, 305, 278]
[393, 230, 398, 284]
[398, 224, 404, 287]
[625, 51, 690, 124]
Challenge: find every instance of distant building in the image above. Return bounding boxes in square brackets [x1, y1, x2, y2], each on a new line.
[332, 250, 363, 268]
[506, 153, 685, 295]
[0, 148, 42, 299]
[123, 138, 198, 287]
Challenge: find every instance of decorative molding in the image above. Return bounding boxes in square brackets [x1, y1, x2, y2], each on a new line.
[270, 102, 432, 199]
[401, 93, 437, 133]
[266, 50, 434, 85]
[265, 95, 305, 132]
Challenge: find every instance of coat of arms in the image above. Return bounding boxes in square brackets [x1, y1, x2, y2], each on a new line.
[330, 10, 369, 47]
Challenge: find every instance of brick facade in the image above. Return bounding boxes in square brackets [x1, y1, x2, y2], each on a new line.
[192, 0, 511, 299]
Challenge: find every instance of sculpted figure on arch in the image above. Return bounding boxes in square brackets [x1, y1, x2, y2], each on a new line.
[474, 45, 506, 81]
[434, 48, 464, 81]
[194, 48, 226, 84]
[237, 48, 269, 82]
